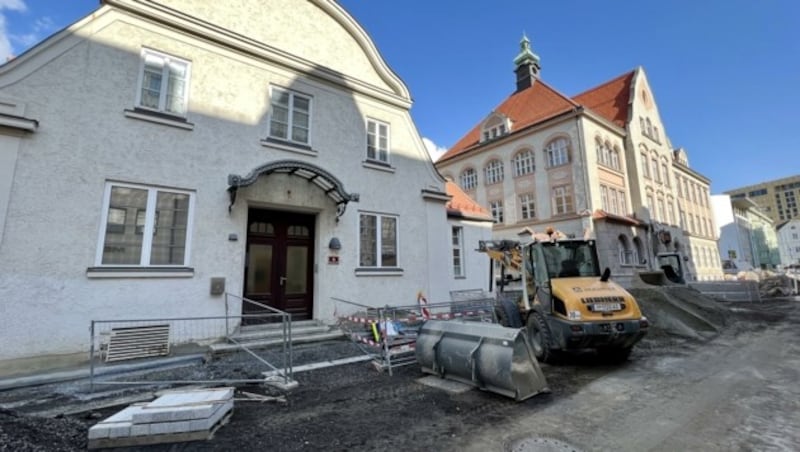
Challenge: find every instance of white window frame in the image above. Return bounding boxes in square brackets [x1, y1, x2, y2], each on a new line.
[610, 147, 620, 170]
[489, 200, 504, 224]
[366, 118, 390, 164]
[358, 212, 399, 268]
[545, 138, 569, 168]
[460, 168, 478, 191]
[552, 185, 573, 215]
[485, 160, 504, 185]
[600, 185, 609, 211]
[95, 181, 195, 267]
[268, 86, 312, 146]
[519, 193, 536, 220]
[452, 226, 465, 278]
[513, 149, 534, 177]
[610, 189, 620, 215]
[135, 49, 191, 116]
[641, 153, 650, 178]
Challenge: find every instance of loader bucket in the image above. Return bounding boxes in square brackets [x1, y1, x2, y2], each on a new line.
[415, 320, 548, 401]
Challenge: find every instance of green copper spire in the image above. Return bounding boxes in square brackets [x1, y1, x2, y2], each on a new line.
[513, 33, 541, 91]
[513, 33, 540, 67]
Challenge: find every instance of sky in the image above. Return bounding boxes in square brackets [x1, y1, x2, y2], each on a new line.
[2, 0, 799, 193]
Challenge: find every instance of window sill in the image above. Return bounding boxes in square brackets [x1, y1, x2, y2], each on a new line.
[260, 138, 316, 156]
[355, 267, 404, 277]
[454, 276, 467, 280]
[124, 108, 194, 130]
[86, 266, 195, 279]
[362, 160, 395, 173]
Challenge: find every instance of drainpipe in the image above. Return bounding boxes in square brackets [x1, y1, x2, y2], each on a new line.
[574, 109, 593, 231]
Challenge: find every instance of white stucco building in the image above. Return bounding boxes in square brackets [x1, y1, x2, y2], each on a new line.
[712, 194, 780, 272]
[777, 219, 800, 268]
[435, 36, 722, 285]
[0, 0, 480, 368]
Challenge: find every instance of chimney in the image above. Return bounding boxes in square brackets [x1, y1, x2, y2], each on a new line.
[513, 34, 540, 92]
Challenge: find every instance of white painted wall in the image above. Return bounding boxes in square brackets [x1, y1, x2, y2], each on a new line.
[0, 1, 467, 361]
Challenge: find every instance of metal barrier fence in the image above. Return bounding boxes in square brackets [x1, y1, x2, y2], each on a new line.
[333, 296, 497, 376]
[89, 294, 293, 391]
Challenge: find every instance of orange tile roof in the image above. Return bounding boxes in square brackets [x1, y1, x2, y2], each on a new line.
[439, 80, 579, 162]
[573, 70, 635, 128]
[438, 70, 637, 164]
[445, 181, 493, 221]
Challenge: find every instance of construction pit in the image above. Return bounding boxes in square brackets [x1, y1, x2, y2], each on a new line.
[1, 288, 799, 451]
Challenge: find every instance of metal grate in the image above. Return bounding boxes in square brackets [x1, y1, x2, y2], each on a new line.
[104, 324, 171, 362]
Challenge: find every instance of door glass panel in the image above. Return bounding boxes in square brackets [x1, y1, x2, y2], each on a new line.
[247, 244, 272, 294]
[285, 246, 308, 295]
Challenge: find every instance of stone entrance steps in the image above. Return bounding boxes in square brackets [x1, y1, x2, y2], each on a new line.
[208, 320, 342, 354]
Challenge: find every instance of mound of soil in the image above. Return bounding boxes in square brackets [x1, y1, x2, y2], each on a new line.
[630, 286, 732, 340]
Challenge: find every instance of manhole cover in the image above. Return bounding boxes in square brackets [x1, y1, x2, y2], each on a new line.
[508, 436, 582, 452]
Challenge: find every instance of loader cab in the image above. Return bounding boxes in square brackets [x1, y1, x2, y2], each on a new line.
[528, 239, 602, 283]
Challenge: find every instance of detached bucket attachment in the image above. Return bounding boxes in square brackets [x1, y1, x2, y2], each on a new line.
[415, 320, 548, 401]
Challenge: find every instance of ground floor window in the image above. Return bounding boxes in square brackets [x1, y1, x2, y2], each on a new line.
[452, 226, 464, 277]
[97, 182, 194, 266]
[359, 213, 398, 267]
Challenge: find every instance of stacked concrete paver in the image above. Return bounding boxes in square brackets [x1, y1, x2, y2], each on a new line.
[88, 387, 234, 449]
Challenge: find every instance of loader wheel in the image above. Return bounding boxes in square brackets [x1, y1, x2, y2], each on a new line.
[596, 347, 632, 364]
[495, 298, 523, 328]
[526, 310, 555, 363]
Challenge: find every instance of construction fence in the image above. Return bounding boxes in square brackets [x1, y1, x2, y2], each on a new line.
[87, 294, 294, 391]
[333, 291, 498, 376]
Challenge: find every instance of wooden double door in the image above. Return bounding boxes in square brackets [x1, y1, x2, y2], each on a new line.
[243, 209, 314, 321]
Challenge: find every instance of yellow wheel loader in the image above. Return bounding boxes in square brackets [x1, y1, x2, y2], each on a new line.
[479, 229, 649, 363]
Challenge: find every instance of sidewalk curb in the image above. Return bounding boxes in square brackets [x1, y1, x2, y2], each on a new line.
[0, 355, 205, 391]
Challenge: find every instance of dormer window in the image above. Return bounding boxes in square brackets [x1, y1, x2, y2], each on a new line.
[480, 113, 511, 143]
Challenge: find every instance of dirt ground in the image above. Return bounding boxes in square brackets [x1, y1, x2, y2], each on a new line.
[1, 296, 799, 452]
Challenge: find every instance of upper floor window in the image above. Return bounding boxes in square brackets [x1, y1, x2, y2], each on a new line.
[359, 213, 398, 268]
[600, 185, 609, 211]
[545, 138, 570, 167]
[480, 114, 510, 143]
[513, 149, 535, 176]
[651, 157, 660, 183]
[489, 200, 504, 224]
[641, 153, 650, 178]
[646, 118, 653, 137]
[610, 146, 621, 170]
[460, 168, 477, 191]
[661, 162, 670, 187]
[519, 193, 536, 220]
[610, 188, 620, 215]
[366, 119, 390, 163]
[97, 182, 194, 267]
[552, 185, 573, 215]
[269, 87, 311, 145]
[137, 49, 190, 116]
[653, 126, 660, 142]
[484, 159, 504, 185]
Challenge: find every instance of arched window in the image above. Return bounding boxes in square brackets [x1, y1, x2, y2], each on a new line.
[545, 137, 570, 167]
[651, 157, 660, 183]
[611, 146, 621, 170]
[641, 153, 650, 178]
[460, 168, 477, 190]
[618, 235, 633, 265]
[646, 118, 653, 136]
[632, 237, 643, 265]
[484, 159, 504, 185]
[512, 149, 535, 176]
[653, 126, 660, 141]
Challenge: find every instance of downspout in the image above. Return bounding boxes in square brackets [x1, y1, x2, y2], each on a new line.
[574, 108, 593, 232]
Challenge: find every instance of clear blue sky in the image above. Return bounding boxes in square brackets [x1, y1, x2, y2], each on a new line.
[3, 0, 798, 193]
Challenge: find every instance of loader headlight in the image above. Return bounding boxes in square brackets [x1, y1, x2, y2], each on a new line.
[568, 310, 582, 320]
